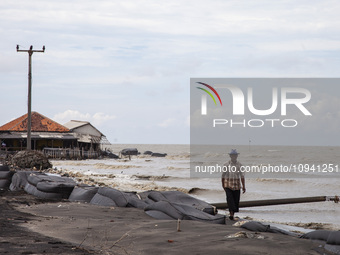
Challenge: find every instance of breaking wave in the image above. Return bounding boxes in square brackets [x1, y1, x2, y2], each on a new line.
[188, 187, 209, 194]
[94, 163, 141, 169]
[132, 174, 170, 181]
[255, 178, 296, 183]
[166, 154, 190, 160]
[167, 166, 188, 170]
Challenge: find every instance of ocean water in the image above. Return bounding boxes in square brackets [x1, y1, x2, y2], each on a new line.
[51, 144, 340, 230]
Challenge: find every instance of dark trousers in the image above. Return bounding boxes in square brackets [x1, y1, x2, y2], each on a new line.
[224, 188, 240, 213]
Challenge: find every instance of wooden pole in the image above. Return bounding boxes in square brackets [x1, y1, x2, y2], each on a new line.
[212, 196, 339, 209]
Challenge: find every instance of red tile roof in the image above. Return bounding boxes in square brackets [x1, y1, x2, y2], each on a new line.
[0, 112, 70, 132]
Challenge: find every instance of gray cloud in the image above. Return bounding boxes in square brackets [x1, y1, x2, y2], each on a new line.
[1, 0, 340, 144]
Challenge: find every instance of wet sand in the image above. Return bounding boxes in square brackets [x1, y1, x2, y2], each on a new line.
[0, 190, 331, 255]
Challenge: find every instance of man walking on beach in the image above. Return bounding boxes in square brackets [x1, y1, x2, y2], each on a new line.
[221, 149, 246, 220]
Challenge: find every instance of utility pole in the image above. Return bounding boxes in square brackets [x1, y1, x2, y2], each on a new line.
[17, 45, 45, 150]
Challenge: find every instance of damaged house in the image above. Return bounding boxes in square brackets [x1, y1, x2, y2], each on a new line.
[63, 120, 105, 151]
[0, 112, 109, 158]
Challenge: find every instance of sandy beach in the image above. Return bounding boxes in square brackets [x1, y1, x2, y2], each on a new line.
[0, 189, 333, 255]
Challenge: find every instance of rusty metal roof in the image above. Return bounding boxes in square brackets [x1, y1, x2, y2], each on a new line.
[0, 112, 70, 132]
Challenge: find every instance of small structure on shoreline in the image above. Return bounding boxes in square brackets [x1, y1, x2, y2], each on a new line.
[0, 112, 110, 159]
[63, 120, 104, 152]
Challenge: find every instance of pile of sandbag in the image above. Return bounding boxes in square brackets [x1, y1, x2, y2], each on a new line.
[3, 164, 226, 225]
[8, 170, 77, 200]
[141, 190, 224, 224]
[24, 172, 76, 199]
[68, 186, 225, 224]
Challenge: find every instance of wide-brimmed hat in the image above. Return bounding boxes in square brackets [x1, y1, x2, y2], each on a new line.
[229, 149, 239, 155]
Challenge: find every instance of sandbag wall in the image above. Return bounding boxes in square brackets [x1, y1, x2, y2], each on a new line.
[83, 188, 225, 224]
[4, 169, 77, 200]
[67, 184, 226, 224]
[2, 165, 225, 224]
[3, 166, 340, 251]
[9, 170, 90, 201]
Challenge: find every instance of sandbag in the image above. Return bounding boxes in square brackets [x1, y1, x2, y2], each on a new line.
[147, 191, 216, 215]
[10, 171, 39, 191]
[120, 148, 139, 156]
[145, 201, 183, 219]
[145, 210, 174, 220]
[327, 231, 340, 245]
[151, 153, 167, 157]
[144, 201, 226, 224]
[94, 187, 147, 209]
[138, 190, 153, 200]
[143, 197, 156, 205]
[26, 173, 76, 199]
[126, 196, 150, 209]
[240, 221, 271, 232]
[0, 167, 14, 189]
[0, 171, 14, 179]
[0, 165, 10, 171]
[241, 221, 297, 236]
[36, 180, 75, 194]
[27, 173, 50, 186]
[0, 179, 11, 189]
[107, 152, 119, 159]
[97, 187, 129, 207]
[137, 191, 157, 205]
[87, 187, 150, 209]
[90, 193, 117, 207]
[24, 183, 63, 200]
[102, 151, 119, 159]
[301, 230, 332, 241]
[68, 186, 99, 203]
[324, 244, 340, 255]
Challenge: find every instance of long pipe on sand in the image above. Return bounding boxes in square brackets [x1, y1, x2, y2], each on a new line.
[211, 196, 339, 209]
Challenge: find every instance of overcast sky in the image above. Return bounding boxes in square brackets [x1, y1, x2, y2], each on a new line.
[1, 0, 339, 145]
